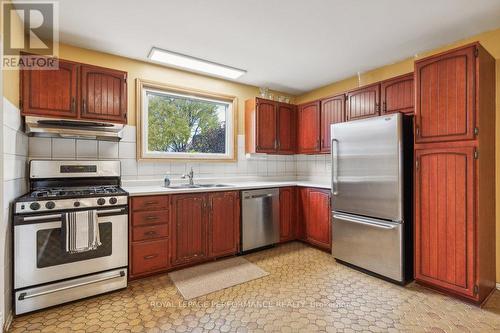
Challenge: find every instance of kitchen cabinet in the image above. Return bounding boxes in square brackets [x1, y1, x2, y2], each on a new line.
[346, 83, 380, 121]
[298, 187, 331, 251]
[80, 65, 127, 123]
[381, 73, 414, 115]
[21, 59, 79, 118]
[171, 193, 208, 266]
[20, 55, 128, 124]
[414, 43, 496, 304]
[415, 45, 475, 143]
[279, 187, 296, 242]
[208, 191, 240, 258]
[320, 94, 345, 153]
[297, 101, 321, 153]
[245, 98, 296, 154]
[129, 195, 170, 279]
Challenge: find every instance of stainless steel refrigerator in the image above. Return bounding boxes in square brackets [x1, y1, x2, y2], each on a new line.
[331, 113, 413, 283]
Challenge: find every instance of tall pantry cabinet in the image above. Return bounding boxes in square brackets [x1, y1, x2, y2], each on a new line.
[413, 43, 496, 304]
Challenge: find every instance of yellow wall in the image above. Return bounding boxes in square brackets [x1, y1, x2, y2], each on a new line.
[297, 27, 500, 282]
[2, 43, 293, 134]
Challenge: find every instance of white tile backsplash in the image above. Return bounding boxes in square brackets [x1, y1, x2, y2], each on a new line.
[28, 137, 52, 158]
[52, 138, 76, 159]
[118, 142, 136, 159]
[98, 141, 119, 159]
[76, 140, 98, 159]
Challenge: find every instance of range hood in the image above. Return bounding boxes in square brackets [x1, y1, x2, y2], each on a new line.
[25, 116, 124, 141]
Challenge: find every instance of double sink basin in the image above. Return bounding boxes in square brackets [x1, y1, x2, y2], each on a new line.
[166, 183, 231, 189]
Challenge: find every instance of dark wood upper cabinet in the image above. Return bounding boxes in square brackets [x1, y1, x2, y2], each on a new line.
[346, 83, 380, 121]
[414, 146, 475, 298]
[208, 191, 240, 258]
[415, 45, 476, 143]
[279, 187, 296, 242]
[277, 103, 297, 154]
[297, 101, 321, 154]
[245, 98, 296, 154]
[381, 73, 414, 115]
[80, 65, 127, 124]
[21, 59, 79, 118]
[320, 94, 345, 153]
[171, 193, 208, 267]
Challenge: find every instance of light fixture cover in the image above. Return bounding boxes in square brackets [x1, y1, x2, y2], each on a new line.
[148, 47, 246, 80]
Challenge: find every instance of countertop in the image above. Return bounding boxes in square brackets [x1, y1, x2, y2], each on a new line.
[123, 180, 331, 196]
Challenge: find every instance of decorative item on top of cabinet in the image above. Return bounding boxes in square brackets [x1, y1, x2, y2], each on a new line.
[129, 195, 170, 279]
[415, 44, 476, 143]
[298, 187, 331, 251]
[245, 98, 296, 154]
[21, 58, 79, 118]
[346, 83, 380, 121]
[207, 191, 240, 257]
[413, 42, 496, 304]
[80, 65, 127, 123]
[297, 100, 321, 154]
[320, 94, 345, 153]
[279, 187, 296, 242]
[20, 55, 128, 124]
[381, 73, 414, 115]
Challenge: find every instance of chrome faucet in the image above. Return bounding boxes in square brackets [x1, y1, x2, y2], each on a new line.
[181, 167, 194, 185]
[164, 176, 171, 187]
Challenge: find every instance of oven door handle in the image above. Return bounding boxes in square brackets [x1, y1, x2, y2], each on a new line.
[16, 208, 128, 224]
[18, 270, 126, 301]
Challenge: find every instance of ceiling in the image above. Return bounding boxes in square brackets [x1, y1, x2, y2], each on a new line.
[19, 0, 500, 94]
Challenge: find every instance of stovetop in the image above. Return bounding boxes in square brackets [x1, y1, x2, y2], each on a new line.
[28, 185, 126, 200]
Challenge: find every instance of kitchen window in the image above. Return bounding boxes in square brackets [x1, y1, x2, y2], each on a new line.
[137, 80, 237, 160]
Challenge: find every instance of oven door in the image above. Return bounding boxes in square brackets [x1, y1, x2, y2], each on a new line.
[14, 207, 128, 289]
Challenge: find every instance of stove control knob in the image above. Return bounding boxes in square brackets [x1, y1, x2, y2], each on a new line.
[97, 198, 106, 206]
[30, 202, 41, 211]
[109, 197, 118, 205]
[74, 201, 81, 207]
[45, 201, 55, 209]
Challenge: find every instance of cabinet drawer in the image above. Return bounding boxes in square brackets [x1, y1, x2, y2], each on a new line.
[132, 224, 168, 241]
[131, 195, 169, 211]
[132, 211, 168, 227]
[131, 240, 169, 275]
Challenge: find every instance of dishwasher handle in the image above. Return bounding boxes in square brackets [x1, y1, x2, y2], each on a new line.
[244, 193, 274, 199]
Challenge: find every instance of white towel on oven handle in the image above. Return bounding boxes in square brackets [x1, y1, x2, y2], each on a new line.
[64, 210, 102, 253]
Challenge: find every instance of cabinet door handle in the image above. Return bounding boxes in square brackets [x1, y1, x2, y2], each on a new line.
[82, 99, 86, 113]
[382, 101, 387, 113]
[144, 254, 158, 260]
[71, 97, 76, 112]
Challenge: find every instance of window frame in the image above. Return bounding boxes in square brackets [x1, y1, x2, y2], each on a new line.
[136, 79, 238, 161]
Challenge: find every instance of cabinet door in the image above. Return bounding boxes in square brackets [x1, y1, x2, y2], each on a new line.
[171, 194, 207, 266]
[320, 94, 345, 153]
[80, 65, 127, 123]
[255, 98, 277, 153]
[305, 188, 331, 250]
[297, 101, 321, 153]
[279, 187, 296, 242]
[21, 60, 78, 118]
[277, 103, 296, 154]
[415, 46, 475, 143]
[381, 73, 414, 114]
[346, 84, 380, 121]
[208, 191, 240, 258]
[414, 146, 475, 298]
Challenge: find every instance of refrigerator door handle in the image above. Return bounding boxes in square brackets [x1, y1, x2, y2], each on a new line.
[333, 213, 398, 230]
[331, 138, 339, 196]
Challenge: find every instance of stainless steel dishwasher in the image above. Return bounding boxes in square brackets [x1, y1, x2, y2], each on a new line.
[241, 188, 280, 252]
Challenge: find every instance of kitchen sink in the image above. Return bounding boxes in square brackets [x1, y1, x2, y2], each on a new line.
[166, 184, 231, 189]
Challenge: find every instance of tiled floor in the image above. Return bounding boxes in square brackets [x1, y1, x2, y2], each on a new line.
[9, 242, 500, 332]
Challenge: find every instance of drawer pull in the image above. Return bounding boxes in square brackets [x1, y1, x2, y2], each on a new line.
[145, 216, 159, 220]
[145, 201, 158, 205]
[144, 231, 157, 237]
[144, 254, 158, 260]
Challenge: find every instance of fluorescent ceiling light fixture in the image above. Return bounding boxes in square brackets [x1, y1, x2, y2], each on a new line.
[148, 47, 246, 80]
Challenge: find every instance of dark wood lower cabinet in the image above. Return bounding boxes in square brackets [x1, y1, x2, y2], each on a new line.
[171, 193, 208, 267]
[298, 187, 331, 251]
[279, 187, 296, 242]
[208, 191, 240, 258]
